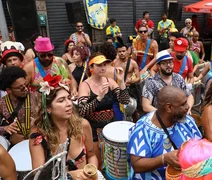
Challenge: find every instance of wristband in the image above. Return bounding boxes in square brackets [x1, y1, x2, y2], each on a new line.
[162, 154, 165, 165]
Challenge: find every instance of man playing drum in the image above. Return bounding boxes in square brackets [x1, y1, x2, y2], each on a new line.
[142, 50, 194, 114]
[171, 38, 194, 83]
[114, 43, 141, 120]
[127, 86, 202, 180]
[132, 25, 158, 78]
[0, 66, 37, 145]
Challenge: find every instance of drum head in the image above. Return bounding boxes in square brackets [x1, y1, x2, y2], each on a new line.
[0, 136, 9, 150]
[103, 121, 135, 143]
[9, 140, 32, 172]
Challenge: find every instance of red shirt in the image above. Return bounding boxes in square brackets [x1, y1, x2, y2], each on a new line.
[171, 52, 193, 79]
[135, 19, 154, 29]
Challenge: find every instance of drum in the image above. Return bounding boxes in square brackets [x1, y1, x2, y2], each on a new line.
[9, 140, 32, 180]
[191, 81, 202, 107]
[124, 97, 137, 117]
[102, 121, 135, 180]
[166, 165, 182, 180]
[0, 135, 10, 150]
[140, 70, 150, 81]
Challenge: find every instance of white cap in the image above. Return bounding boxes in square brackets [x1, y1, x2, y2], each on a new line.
[156, 50, 173, 64]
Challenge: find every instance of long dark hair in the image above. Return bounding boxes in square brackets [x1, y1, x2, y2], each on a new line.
[202, 82, 212, 109]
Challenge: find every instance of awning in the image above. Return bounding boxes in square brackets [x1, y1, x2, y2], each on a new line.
[184, 0, 212, 13]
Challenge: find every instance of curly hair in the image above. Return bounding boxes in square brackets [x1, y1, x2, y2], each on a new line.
[70, 46, 89, 62]
[99, 42, 117, 60]
[34, 87, 83, 153]
[0, 66, 26, 91]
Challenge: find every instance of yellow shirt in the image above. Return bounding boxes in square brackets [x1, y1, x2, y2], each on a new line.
[106, 25, 121, 42]
[157, 19, 175, 38]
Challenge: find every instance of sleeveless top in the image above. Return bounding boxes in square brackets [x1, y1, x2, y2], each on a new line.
[191, 41, 201, 54]
[72, 65, 87, 85]
[31, 57, 69, 90]
[133, 39, 154, 68]
[83, 79, 115, 122]
[30, 132, 86, 171]
[64, 54, 72, 65]
[85, 80, 115, 112]
[71, 33, 89, 47]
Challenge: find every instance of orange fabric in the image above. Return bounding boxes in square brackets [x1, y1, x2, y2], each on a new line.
[132, 39, 154, 68]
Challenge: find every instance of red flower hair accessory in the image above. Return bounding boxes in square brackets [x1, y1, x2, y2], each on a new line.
[39, 74, 69, 95]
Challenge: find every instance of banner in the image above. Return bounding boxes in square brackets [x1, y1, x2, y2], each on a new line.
[83, 0, 108, 29]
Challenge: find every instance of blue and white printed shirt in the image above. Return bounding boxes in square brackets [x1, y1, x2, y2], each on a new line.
[127, 111, 202, 180]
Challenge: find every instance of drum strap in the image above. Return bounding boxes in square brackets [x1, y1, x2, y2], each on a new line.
[5, 94, 31, 138]
[140, 38, 151, 70]
[35, 57, 46, 78]
[156, 111, 178, 150]
[124, 58, 131, 82]
[179, 56, 187, 76]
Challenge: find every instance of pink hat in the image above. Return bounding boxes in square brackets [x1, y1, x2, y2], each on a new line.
[34, 37, 54, 52]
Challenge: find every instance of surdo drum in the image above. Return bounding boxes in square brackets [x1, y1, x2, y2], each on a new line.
[102, 121, 135, 179]
[9, 140, 32, 180]
[0, 135, 10, 150]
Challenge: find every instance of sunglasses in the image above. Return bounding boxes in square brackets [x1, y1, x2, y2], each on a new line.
[185, 22, 191, 24]
[39, 53, 54, 58]
[139, 30, 148, 34]
[77, 25, 83, 28]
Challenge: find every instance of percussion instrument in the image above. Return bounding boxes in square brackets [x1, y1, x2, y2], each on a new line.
[166, 165, 182, 180]
[84, 164, 98, 180]
[103, 121, 135, 180]
[9, 140, 32, 180]
[124, 97, 137, 117]
[0, 135, 10, 150]
[191, 80, 202, 107]
[140, 70, 150, 81]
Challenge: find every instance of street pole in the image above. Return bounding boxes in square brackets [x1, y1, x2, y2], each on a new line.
[0, 0, 9, 41]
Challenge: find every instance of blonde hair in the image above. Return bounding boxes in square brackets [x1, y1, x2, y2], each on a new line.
[34, 87, 83, 153]
[185, 18, 192, 23]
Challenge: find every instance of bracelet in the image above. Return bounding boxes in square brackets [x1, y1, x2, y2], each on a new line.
[162, 154, 165, 165]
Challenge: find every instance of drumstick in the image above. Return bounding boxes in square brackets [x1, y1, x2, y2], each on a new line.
[133, 50, 153, 56]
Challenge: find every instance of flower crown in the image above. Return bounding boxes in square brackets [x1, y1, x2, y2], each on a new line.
[39, 74, 69, 95]
[38, 74, 70, 129]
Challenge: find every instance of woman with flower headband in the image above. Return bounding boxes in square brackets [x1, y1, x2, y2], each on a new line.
[178, 139, 212, 180]
[29, 74, 98, 179]
[78, 54, 130, 169]
[62, 40, 75, 65]
[69, 46, 89, 86]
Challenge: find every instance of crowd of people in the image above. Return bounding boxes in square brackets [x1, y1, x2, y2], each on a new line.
[0, 10, 211, 180]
